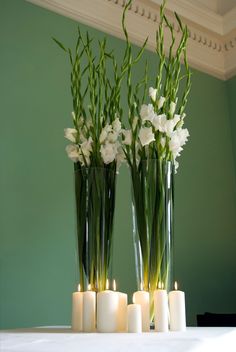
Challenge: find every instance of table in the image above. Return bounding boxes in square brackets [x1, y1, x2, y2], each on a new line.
[0, 327, 236, 352]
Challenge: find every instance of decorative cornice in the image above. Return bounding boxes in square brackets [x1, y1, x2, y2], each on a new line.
[26, 0, 236, 80]
[222, 7, 236, 35]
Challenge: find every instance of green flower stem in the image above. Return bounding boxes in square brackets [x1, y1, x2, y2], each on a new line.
[131, 160, 174, 320]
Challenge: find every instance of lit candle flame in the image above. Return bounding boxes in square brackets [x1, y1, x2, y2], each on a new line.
[106, 279, 109, 290]
[88, 283, 91, 291]
[113, 279, 116, 291]
[158, 281, 162, 289]
[77, 283, 81, 292]
[174, 281, 178, 290]
[140, 282, 143, 291]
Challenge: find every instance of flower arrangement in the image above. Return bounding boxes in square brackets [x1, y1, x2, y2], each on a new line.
[121, 0, 191, 171]
[54, 0, 191, 171]
[53, 7, 147, 291]
[53, 25, 146, 171]
[117, 0, 192, 319]
[55, 32, 123, 170]
[53, 0, 191, 300]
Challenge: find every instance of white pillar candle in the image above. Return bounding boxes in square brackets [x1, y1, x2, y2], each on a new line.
[169, 282, 186, 331]
[133, 287, 150, 332]
[127, 304, 142, 333]
[82, 284, 96, 332]
[154, 284, 169, 332]
[71, 284, 83, 332]
[117, 292, 128, 332]
[97, 280, 119, 333]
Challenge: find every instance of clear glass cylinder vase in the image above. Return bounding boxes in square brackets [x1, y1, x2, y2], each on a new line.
[131, 159, 174, 319]
[74, 166, 116, 292]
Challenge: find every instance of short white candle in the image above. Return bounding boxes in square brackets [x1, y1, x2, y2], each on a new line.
[154, 282, 169, 332]
[71, 284, 83, 332]
[169, 281, 186, 331]
[133, 284, 150, 332]
[115, 280, 128, 332]
[97, 279, 119, 333]
[128, 304, 142, 333]
[82, 284, 96, 332]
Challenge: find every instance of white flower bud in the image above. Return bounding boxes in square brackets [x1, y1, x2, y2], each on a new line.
[169, 101, 176, 116]
[149, 87, 157, 101]
[158, 96, 165, 110]
[112, 117, 122, 133]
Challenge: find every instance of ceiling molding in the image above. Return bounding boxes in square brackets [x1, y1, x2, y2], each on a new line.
[223, 7, 236, 35]
[26, 0, 236, 80]
[150, 0, 224, 35]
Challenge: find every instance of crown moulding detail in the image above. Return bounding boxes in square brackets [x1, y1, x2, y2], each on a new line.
[27, 0, 236, 80]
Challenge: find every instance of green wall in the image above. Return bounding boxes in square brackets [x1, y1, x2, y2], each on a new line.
[227, 76, 236, 171]
[1, 0, 236, 329]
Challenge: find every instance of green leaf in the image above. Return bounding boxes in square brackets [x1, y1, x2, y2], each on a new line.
[174, 12, 183, 31]
[52, 37, 67, 52]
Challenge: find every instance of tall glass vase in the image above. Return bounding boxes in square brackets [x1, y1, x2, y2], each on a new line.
[74, 165, 116, 292]
[131, 159, 174, 320]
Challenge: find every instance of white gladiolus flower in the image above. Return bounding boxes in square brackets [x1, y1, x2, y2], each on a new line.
[107, 131, 119, 143]
[122, 130, 132, 145]
[157, 96, 165, 110]
[99, 124, 112, 144]
[80, 137, 93, 157]
[152, 114, 180, 136]
[165, 115, 180, 137]
[100, 142, 118, 164]
[80, 133, 87, 143]
[139, 127, 155, 147]
[140, 104, 155, 122]
[149, 87, 157, 101]
[177, 128, 189, 145]
[66, 144, 80, 162]
[169, 128, 189, 157]
[112, 117, 122, 133]
[152, 114, 167, 132]
[64, 128, 77, 143]
[169, 101, 176, 116]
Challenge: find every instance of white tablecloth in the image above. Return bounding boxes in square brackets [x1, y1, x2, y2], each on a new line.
[1, 327, 236, 352]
